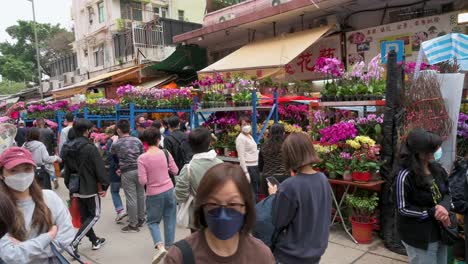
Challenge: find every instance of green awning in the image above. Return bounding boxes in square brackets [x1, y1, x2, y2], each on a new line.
[149, 44, 207, 74]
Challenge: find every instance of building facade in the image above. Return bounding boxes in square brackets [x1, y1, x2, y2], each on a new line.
[46, 0, 204, 91]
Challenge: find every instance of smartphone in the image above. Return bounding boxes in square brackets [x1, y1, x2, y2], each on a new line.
[266, 177, 280, 186]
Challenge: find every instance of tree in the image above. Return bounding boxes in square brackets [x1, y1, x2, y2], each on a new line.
[0, 20, 74, 82]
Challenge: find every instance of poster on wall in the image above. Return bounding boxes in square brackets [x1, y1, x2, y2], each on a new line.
[284, 34, 342, 81]
[345, 11, 466, 65]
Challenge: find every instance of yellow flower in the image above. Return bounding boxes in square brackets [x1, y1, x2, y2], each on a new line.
[313, 144, 337, 153]
[346, 139, 361, 149]
[355, 136, 376, 146]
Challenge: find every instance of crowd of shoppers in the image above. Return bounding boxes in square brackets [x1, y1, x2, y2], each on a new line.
[4, 109, 458, 264]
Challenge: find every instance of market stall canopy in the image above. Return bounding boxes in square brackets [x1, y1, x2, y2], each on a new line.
[52, 66, 141, 99]
[148, 45, 207, 73]
[199, 26, 331, 75]
[139, 75, 177, 89]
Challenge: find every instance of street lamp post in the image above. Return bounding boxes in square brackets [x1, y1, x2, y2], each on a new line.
[28, 0, 43, 99]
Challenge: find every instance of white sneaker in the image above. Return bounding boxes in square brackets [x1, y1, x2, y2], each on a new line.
[115, 211, 127, 223]
[152, 247, 167, 264]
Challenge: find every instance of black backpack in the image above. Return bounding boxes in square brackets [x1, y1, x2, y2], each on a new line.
[166, 133, 193, 171]
[62, 141, 91, 193]
[448, 159, 468, 214]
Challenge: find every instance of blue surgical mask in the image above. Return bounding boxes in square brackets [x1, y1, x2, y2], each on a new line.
[434, 148, 443, 162]
[205, 207, 245, 240]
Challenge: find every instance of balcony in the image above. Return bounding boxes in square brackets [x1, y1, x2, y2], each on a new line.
[112, 18, 201, 64]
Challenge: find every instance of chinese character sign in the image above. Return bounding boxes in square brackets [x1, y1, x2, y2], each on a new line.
[285, 34, 342, 81]
[345, 11, 466, 65]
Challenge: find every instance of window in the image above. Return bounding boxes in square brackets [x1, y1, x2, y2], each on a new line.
[94, 45, 104, 67]
[153, 6, 167, 18]
[98, 1, 105, 23]
[121, 0, 142, 21]
[178, 10, 184, 21]
[161, 7, 168, 18]
[88, 7, 94, 24]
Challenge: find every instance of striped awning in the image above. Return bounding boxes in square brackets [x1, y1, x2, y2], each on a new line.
[421, 33, 468, 70]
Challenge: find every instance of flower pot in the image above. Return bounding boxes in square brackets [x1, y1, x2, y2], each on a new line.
[343, 170, 352, 181]
[350, 216, 377, 244]
[227, 149, 238, 157]
[352, 171, 371, 182]
[215, 147, 224, 156]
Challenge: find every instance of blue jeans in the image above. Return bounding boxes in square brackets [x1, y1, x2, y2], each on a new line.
[111, 182, 124, 213]
[146, 188, 176, 247]
[402, 241, 447, 264]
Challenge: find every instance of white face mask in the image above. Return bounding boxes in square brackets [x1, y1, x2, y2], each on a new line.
[242, 125, 252, 134]
[4, 172, 35, 192]
[160, 127, 165, 135]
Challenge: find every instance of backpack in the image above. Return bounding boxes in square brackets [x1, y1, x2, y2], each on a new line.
[62, 141, 91, 193]
[448, 159, 468, 214]
[166, 133, 193, 171]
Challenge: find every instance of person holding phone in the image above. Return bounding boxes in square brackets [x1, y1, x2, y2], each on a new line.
[259, 124, 289, 196]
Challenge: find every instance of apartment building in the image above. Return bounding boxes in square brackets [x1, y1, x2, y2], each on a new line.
[46, 0, 204, 91]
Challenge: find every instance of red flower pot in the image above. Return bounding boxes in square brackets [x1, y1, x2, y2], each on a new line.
[352, 171, 371, 182]
[227, 150, 238, 157]
[350, 216, 377, 244]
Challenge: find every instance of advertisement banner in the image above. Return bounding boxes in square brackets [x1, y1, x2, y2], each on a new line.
[345, 12, 466, 65]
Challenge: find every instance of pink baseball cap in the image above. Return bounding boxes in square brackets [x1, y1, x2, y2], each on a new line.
[0, 147, 36, 170]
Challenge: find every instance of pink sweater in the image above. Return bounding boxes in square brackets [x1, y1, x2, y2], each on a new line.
[137, 150, 179, 196]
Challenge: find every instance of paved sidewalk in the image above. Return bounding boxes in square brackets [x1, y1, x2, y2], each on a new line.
[55, 179, 407, 264]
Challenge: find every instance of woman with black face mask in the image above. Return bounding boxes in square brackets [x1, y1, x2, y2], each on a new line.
[396, 128, 451, 264]
[165, 163, 275, 264]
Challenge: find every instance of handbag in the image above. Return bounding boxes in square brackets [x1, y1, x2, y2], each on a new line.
[439, 212, 460, 245]
[35, 165, 51, 190]
[176, 163, 194, 228]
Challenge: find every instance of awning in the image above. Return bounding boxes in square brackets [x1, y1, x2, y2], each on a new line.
[139, 75, 177, 89]
[199, 26, 331, 74]
[52, 66, 141, 99]
[148, 45, 207, 73]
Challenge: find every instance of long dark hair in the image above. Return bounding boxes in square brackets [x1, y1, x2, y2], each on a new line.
[0, 177, 53, 241]
[264, 123, 285, 154]
[398, 128, 443, 188]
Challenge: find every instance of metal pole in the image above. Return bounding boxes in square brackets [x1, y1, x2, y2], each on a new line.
[30, 0, 43, 99]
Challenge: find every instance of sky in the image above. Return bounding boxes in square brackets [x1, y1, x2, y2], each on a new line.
[0, 0, 72, 43]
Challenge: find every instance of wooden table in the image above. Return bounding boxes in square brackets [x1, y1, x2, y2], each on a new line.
[328, 179, 385, 243]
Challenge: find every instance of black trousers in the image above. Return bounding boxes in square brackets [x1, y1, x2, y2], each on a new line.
[72, 196, 101, 247]
[247, 166, 260, 202]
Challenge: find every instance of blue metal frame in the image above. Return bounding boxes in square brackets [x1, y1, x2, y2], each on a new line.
[124, 102, 194, 131]
[194, 90, 279, 144]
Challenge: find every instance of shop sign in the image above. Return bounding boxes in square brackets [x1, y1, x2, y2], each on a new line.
[345, 11, 466, 65]
[284, 34, 342, 81]
[381, 40, 404, 64]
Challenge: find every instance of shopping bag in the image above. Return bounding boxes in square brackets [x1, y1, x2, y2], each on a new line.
[177, 195, 194, 228]
[176, 163, 194, 228]
[69, 197, 81, 228]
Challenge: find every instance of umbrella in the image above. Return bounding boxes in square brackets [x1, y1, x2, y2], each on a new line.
[421, 33, 468, 70]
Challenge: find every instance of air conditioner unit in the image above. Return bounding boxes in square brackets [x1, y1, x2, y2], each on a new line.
[51, 80, 60, 90]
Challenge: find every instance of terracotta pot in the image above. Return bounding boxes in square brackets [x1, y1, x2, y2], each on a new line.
[352, 171, 371, 182]
[350, 216, 377, 244]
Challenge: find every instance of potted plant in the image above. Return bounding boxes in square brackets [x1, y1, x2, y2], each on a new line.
[233, 90, 256, 106]
[345, 192, 379, 244]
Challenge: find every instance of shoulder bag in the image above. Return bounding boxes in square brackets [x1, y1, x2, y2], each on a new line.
[176, 163, 195, 229]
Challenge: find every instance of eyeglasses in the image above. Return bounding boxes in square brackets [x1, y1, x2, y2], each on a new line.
[203, 202, 246, 213]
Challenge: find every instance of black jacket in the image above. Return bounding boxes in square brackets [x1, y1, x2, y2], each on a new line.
[61, 137, 109, 195]
[395, 163, 452, 250]
[15, 127, 27, 147]
[39, 128, 56, 155]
